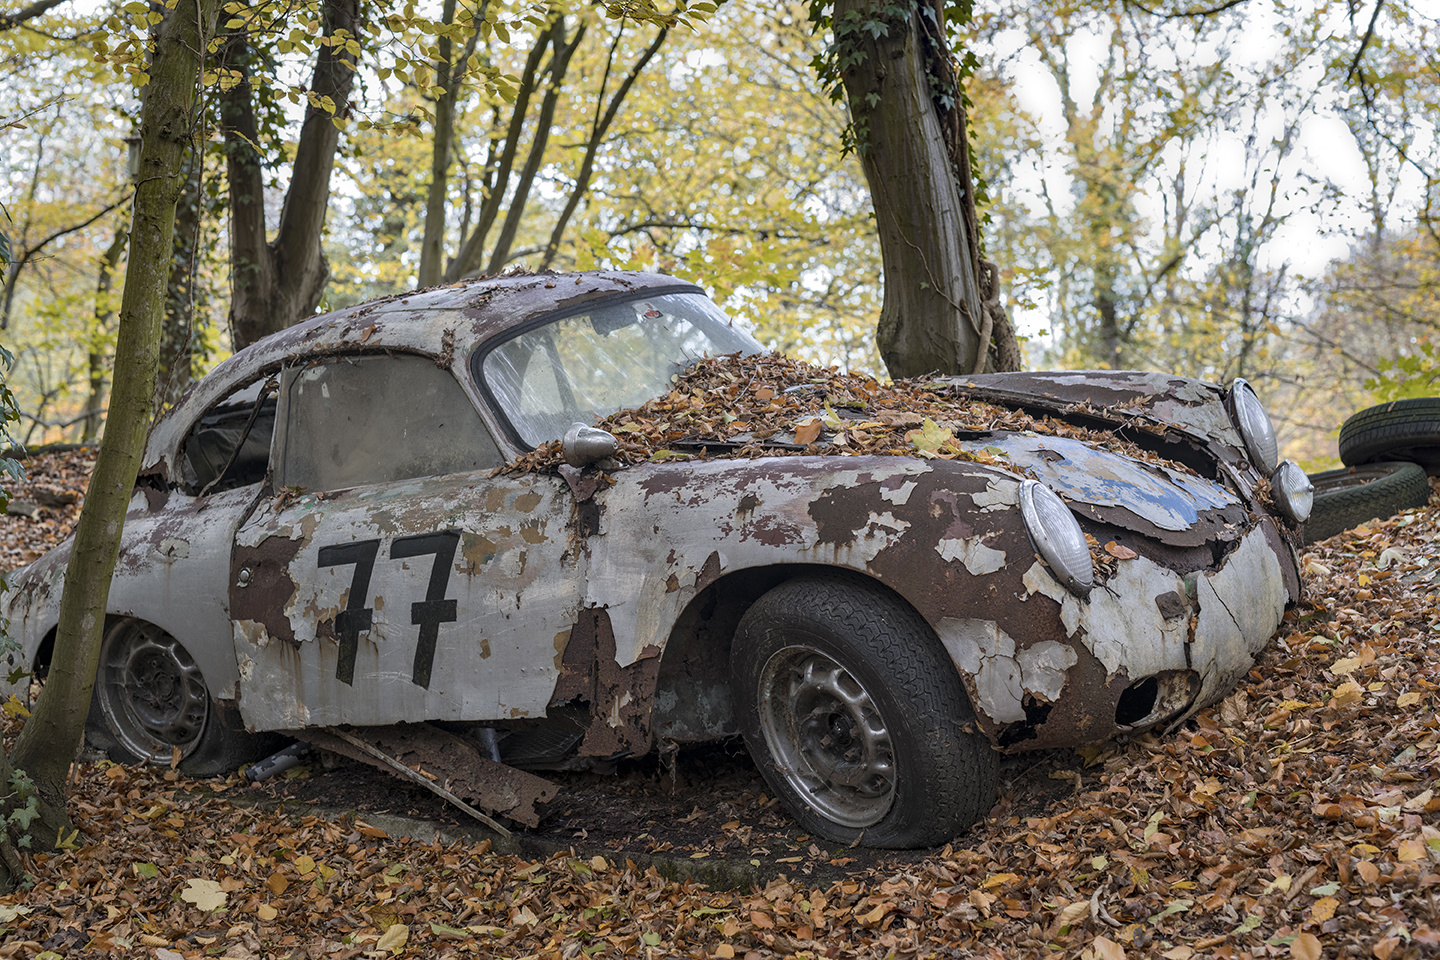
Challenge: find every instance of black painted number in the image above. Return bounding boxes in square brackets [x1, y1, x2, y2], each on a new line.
[316, 539, 379, 685]
[391, 531, 459, 689]
[315, 531, 459, 688]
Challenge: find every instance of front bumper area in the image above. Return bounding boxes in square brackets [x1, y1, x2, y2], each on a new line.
[936, 526, 1288, 751]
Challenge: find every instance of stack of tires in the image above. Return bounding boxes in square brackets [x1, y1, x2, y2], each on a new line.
[1305, 398, 1439, 544]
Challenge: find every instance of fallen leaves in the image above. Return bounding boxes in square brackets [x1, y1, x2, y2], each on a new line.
[1, 446, 1438, 959]
[503, 353, 1197, 476]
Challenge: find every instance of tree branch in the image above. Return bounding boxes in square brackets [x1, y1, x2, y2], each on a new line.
[0, 0, 65, 32]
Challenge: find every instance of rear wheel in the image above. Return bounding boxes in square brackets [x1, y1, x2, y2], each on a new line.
[1303, 461, 1432, 544]
[88, 619, 259, 776]
[731, 576, 996, 848]
[1338, 398, 1440, 475]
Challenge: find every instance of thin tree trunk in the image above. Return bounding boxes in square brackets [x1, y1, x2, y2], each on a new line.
[485, 20, 585, 273]
[225, 0, 359, 348]
[540, 24, 668, 269]
[158, 143, 200, 404]
[82, 230, 128, 442]
[446, 24, 555, 281]
[2, 0, 218, 890]
[418, 0, 483, 287]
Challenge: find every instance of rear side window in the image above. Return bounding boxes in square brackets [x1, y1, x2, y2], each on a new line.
[273, 354, 501, 492]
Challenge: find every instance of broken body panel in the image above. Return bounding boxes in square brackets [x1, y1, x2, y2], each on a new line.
[2, 271, 1301, 793]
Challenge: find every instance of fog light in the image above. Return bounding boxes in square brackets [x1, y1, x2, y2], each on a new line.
[1271, 459, 1313, 524]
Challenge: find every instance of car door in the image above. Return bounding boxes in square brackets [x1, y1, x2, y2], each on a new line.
[229, 353, 582, 731]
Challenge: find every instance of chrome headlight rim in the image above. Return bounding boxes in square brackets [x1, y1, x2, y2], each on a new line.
[1018, 479, 1094, 597]
[1271, 459, 1313, 524]
[1229, 377, 1279, 476]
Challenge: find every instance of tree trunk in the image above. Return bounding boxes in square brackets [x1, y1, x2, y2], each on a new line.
[418, 0, 482, 288]
[2, 0, 218, 891]
[158, 144, 200, 404]
[833, 0, 987, 378]
[225, 0, 359, 349]
[82, 230, 128, 442]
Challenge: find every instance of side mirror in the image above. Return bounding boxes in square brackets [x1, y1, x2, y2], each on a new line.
[562, 422, 619, 467]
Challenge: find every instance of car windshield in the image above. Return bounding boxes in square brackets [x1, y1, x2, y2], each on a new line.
[479, 290, 762, 447]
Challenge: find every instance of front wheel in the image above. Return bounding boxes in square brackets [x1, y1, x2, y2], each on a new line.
[87, 619, 260, 777]
[731, 576, 997, 848]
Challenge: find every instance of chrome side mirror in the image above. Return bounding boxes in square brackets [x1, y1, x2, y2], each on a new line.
[562, 422, 618, 467]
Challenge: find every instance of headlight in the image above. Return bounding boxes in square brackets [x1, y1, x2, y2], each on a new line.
[1019, 479, 1093, 596]
[1229, 378, 1278, 475]
[1271, 459, 1313, 523]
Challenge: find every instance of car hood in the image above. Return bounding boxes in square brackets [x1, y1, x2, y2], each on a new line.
[962, 431, 1244, 542]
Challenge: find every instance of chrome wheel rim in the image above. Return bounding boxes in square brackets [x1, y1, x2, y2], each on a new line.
[756, 645, 896, 828]
[97, 621, 209, 763]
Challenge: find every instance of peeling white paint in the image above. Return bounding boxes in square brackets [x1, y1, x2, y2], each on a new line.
[1190, 530, 1287, 705]
[879, 480, 917, 505]
[935, 618, 1026, 723]
[1072, 553, 1190, 678]
[1016, 641, 1079, 702]
[936, 536, 1006, 575]
[972, 478, 1020, 512]
[155, 537, 190, 562]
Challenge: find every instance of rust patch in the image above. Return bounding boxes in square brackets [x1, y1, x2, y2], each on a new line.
[736, 492, 760, 516]
[229, 535, 304, 644]
[297, 724, 557, 828]
[550, 608, 661, 757]
[514, 491, 543, 513]
[695, 551, 724, 592]
[458, 532, 501, 574]
[520, 520, 547, 544]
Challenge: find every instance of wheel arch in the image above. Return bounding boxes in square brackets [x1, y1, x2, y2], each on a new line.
[650, 562, 951, 743]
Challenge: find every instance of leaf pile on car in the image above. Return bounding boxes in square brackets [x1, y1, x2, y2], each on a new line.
[2, 461, 1438, 959]
[505, 353, 1187, 475]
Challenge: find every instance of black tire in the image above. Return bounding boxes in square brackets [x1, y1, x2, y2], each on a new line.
[730, 575, 997, 848]
[1303, 461, 1432, 544]
[86, 618, 264, 777]
[1338, 398, 1440, 475]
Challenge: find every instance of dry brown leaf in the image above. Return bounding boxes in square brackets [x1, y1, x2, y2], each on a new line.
[1291, 932, 1322, 960]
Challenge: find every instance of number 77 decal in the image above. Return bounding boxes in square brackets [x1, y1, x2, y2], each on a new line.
[317, 530, 459, 689]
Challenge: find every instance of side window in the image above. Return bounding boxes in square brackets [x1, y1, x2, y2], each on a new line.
[273, 354, 502, 492]
[179, 379, 277, 495]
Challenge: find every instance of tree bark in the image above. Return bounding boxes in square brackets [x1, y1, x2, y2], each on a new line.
[82, 229, 128, 442]
[833, 0, 986, 378]
[2, 0, 218, 890]
[225, 0, 360, 349]
[158, 144, 200, 404]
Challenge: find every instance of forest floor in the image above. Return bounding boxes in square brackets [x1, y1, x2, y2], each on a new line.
[1, 450, 1438, 960]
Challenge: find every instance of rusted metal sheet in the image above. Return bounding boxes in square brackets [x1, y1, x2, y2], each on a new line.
[296, 724, 557, 828]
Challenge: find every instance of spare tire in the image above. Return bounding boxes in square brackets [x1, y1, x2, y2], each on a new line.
[1304, 461, 1432, 544]
[1338, 398, 1440, 474]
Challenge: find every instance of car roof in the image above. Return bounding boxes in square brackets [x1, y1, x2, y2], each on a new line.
[143, 270, 703, 475]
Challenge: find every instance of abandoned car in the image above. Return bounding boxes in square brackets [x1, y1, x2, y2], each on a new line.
[2, 271, 1311, 848]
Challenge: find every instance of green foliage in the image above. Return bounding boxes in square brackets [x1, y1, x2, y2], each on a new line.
[1365, 341, 1440, 402]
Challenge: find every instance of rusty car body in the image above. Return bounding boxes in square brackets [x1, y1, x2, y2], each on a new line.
[2, 271, 1311, 847]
